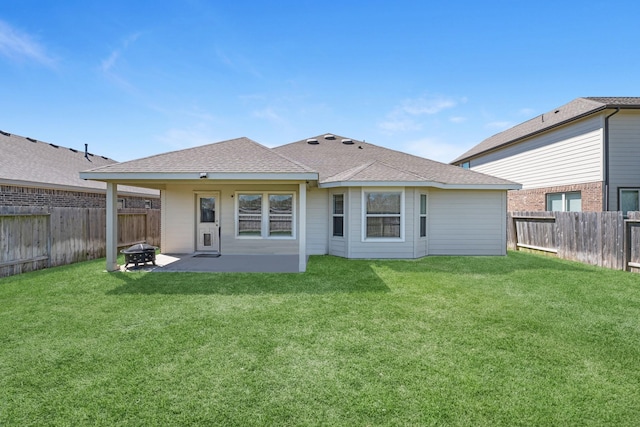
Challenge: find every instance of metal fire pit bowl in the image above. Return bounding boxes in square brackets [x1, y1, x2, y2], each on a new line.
[121, 243, 158, 268]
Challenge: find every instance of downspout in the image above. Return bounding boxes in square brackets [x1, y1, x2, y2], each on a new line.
[603, 107, 620, 211]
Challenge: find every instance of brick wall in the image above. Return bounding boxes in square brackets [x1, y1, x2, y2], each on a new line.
[507, 181, 603, 212]
[0, 184, 160, 209]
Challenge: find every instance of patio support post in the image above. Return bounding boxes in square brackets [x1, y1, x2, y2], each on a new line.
[299, 182, 307, 272]
[106, 182, 119, 271]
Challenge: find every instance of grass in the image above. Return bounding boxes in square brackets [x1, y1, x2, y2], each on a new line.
[1, 252, 640, 426]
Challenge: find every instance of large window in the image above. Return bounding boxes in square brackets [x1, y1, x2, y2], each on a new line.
[620, 188, 640, 216]
[419, 194, 427, 237]
[269, 194, 293, 236]
[546, 192, 581, 212]
[364, 191, 402, 239]
[332, 194, 344, 237]
[238, 194, 262, 236]
[237, 193, 294, 238]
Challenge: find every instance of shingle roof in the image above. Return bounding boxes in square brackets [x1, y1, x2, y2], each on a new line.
[452, 97, 640, 164]
[86, 137, 315, 174]
[274, 133, 517, 186]
[0, 130, 157, 196]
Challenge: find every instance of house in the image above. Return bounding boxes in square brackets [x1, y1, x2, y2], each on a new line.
[80, 134, 520, 272]
[0, 129, 159, 208]
[451, 97, 640, 214]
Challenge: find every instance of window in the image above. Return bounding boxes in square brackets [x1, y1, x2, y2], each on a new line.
[364, 191, 402, 239]
[332, 194, 344, 237]
[269, 194, 293, 236]
[237, 193, 295, 238]
[419, 194, 427, 237]
[238, 194, 262, 236]
[620, 189, 640, 216]
[460, 161, 470, 169]
[546, 192, 581, 212]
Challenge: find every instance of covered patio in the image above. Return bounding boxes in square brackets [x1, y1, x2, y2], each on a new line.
[122, 253, 301, 273]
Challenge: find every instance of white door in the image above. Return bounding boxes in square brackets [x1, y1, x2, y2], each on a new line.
[196, 194, 220, 252]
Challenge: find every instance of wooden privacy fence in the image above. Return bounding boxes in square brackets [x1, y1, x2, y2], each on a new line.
[508, 211, 640, 272]
[0, 206, 160, 277]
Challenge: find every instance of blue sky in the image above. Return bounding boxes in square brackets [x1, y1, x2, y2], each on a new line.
[1, 1, 639, 163]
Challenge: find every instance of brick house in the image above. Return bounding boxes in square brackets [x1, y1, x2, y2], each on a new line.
[451, 97, 640, 214]
[1, 129, 159, 208]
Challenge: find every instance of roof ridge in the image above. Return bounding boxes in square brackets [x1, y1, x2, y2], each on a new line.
[1, 129, 113, 161]
[323, 161, 376, 182]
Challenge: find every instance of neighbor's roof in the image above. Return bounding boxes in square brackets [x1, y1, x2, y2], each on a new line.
[452, 97, 640, 164]
[83, 137, 316, 178]
[0, 130, 158, 196]
[274, 134, 519, 188]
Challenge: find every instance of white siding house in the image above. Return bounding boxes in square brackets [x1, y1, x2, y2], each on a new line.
[82, 134, 519, 272]
[452, 97, 640, 213]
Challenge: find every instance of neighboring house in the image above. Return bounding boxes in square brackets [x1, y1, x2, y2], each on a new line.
[451, 97, 640, 214]
[81, 134, 519, 272]
[0, 130, 159, 208]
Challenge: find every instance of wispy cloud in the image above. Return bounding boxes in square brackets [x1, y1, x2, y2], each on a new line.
[403, 137, 463, 164]
[99, 32, 141, 88]
[0, 19, 55, 67]
[449, 116, 467, 123]
[378, 95, 460, 134]
[156, 125, 217, 150]
[100, 32, 141, 72]
[518, 107, 536, 116]
[215, 47, 262, 78]
[485, 121, 513, 130]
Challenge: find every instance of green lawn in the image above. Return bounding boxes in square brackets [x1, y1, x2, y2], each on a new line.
[1, 252, 640, 426]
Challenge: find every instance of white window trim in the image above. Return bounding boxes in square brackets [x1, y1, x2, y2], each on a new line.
[332, 193, 345, 238]
[619, 188, 640, 216]
[361, 188, 405, 242]
[235, 191, 296, 240]
[546, 191, 581, 212]
[419, 193, 428, 238]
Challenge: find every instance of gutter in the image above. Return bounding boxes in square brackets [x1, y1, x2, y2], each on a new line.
[603, 107, 620, 210]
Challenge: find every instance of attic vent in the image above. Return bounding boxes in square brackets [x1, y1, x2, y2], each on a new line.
[324, 134, 335, 140]
[306, 138, 319, 145]
[341, 138, 354, 145]
[49, 143, 59, 148]
[27, 137, 37, 142]
[0, 130, 10, 136]
[69, 148, 78, 153]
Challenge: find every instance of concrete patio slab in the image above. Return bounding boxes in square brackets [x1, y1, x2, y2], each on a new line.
[121, 253, 301, 273]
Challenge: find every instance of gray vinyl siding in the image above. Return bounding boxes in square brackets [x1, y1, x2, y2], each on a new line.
[306, 188, 329, 255]
[428, 189, 507, 255]
[607, 111, 640, 210]
[347, 187, 417, 259]
[470, 115, 603, 189]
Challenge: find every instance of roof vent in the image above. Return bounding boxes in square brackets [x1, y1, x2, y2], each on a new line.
[49, 143, 59, 148]
[341, 138, 354, 145]
[324, 134, 335, 140]
[554, 110, 560, 114]
[306, 138, 319, 145]
[27, 137, 37, 142]
[69, 148, 78, 153]
[0, 130, 10, 136]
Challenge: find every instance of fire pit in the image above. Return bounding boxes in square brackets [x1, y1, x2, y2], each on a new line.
[121, 243, 158, 268]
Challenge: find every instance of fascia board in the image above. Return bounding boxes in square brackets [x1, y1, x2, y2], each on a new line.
[319, 180, 521, 190]
[79, 172, 319, 181]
